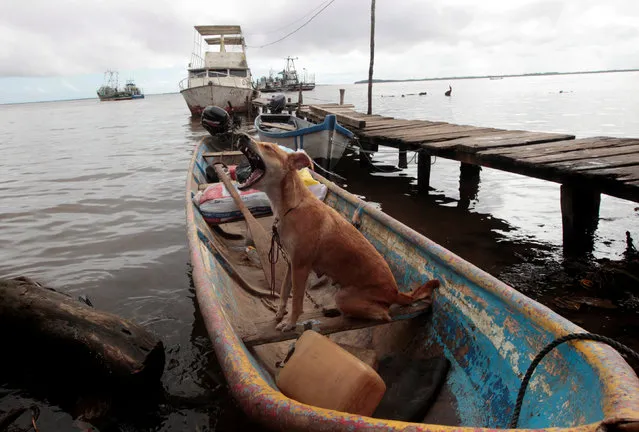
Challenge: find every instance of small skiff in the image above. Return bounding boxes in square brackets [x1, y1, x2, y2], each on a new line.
[186, 136, 639, 431]
[254, 113, 355, 169]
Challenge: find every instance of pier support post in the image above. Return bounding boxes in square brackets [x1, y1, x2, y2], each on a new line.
[339, 89, 345, 105]
[417, 150, 431, 194]
[458, 163, 481, 210]
[359, 140, 374, 168]
[298, 83, 303, 110]
[398, 144, 408, 169]
[560, 184, 600, 256]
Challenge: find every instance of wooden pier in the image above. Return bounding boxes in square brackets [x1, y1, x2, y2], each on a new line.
[252, 98, 639, 254]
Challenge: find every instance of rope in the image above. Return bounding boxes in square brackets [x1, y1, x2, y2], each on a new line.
[246, 1, 333, 36]
[510, 332, 639, 428]
[310, 159, 347, 181]
[247, 0, 336, 49]
[269, 222, 289, 297]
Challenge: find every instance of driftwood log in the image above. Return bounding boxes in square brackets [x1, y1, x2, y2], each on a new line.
[0, 276, 165, 390]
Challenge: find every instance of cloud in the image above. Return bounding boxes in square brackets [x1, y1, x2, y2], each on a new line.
[0, 0, 638, 90]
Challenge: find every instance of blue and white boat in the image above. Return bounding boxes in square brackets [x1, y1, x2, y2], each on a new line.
[254, 113, 354, 169]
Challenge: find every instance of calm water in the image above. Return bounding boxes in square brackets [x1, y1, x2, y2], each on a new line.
[0, 72, 638, 430]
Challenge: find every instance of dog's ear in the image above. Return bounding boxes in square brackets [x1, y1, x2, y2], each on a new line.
[287, 151, 313, 171]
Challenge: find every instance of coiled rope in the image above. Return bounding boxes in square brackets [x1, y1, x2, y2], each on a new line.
[510, 332, 639, 428]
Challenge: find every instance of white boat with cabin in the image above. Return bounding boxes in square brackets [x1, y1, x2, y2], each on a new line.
[179, 25, 257, 116]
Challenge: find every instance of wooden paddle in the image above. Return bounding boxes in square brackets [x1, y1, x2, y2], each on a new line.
[213, 164, 280, 291]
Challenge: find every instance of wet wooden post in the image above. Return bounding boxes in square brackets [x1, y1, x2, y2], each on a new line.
[398, 144, 408, 169]
[339, 89, 345, 105]
[458, 163, 481, 210]
[359, 139, 376, 168]
[560, 184, 601, 255]
[298, 83, 303, 111]
[417, 150, 431, 193]
[367, 0, 376, 115]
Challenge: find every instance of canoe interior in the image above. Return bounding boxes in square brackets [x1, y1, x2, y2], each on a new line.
[187, 137, 639, 429]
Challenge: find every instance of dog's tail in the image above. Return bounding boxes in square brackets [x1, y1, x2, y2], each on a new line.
[395, 279, 440, 305]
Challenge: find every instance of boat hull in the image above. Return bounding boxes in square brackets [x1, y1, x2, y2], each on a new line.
[180, 84, 254, 116]
[186, 138, 639, 431]
[255, 114, 354, 169]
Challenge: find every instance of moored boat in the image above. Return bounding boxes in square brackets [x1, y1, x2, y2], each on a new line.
[97, 70, 144, 101]
[256, 56, 316, 93]
[255, 113, 354, 169]
[179, 25, 257, 116]
[186, 136, 639, 431]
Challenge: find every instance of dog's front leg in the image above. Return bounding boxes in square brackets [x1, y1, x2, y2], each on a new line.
[275, 264, 292, 322]
[276, 264, 311, 332]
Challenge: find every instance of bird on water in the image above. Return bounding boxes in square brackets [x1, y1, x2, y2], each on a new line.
[445, 85, 452, 96]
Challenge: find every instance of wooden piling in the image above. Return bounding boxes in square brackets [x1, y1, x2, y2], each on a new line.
[459, 163, 481, 209]
[359, 141, 374, 168]
[398, 144, 408, 169]
[417, 150, 431, 193]
[560, 184, 601, 255]
[460, 163, 481, 177]
[339, 89, 345, 105]
[367, 0, 376, 115]
[298, 83, 303, 110]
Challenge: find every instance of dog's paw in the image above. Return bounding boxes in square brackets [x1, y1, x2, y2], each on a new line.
[274, 308, 288, 322]
[276, 320, 296, 332]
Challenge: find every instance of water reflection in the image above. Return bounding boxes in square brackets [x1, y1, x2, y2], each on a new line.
[457, 164, 481, 211]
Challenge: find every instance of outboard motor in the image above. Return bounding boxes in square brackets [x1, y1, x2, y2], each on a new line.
[268, 94, 286, 114]
[201, 105, 231, 136]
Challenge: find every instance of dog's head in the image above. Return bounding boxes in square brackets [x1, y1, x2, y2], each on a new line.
[236, 134, 313, 191]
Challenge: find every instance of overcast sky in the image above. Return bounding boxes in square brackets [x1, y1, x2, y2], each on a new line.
[1, 0, 638, 103]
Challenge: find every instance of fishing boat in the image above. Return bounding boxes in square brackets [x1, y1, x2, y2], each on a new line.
[179, 25, 257, 116]
[256, 57, 316, 93]
[186, 137, 639, 431]
[255, 113, 354, 168]
[97, 70, 144, 101]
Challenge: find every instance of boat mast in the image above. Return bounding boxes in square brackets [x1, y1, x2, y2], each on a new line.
[284, 56, 299, 85]
[104, 70, 120, 91]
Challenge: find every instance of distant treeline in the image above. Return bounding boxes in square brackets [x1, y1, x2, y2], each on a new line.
[353, 68, 639, 84]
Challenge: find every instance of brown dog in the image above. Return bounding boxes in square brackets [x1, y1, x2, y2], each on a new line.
[236, 136, 439, 331]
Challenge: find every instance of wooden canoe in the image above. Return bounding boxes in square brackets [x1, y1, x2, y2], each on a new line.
[186, 137, 639, 431]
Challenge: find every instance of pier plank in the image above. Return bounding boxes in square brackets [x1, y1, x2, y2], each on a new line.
[309, 105, 367, 128]
[522, 144, 639, 164]
[363, 120, 428, 129]
[363, 122, 450, 134]
[371, 125, 488, 140]
[547, 153, 639, 172]
[432, 132, 575, 152]
[480, 137, 637, 158]
[577, 165, 639, 182]
[400, 128, 502, 143]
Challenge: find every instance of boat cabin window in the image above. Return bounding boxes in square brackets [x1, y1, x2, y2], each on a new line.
[190, 70, 207, 78]
[229, 69, 248, 77]
[208, 69, 228, 77]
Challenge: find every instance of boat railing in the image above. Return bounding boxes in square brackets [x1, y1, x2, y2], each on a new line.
[179, 75, 252, 91]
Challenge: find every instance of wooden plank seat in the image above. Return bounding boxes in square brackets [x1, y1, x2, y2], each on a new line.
[202, 150, 245, 163]
[242, 300, 433, 346]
